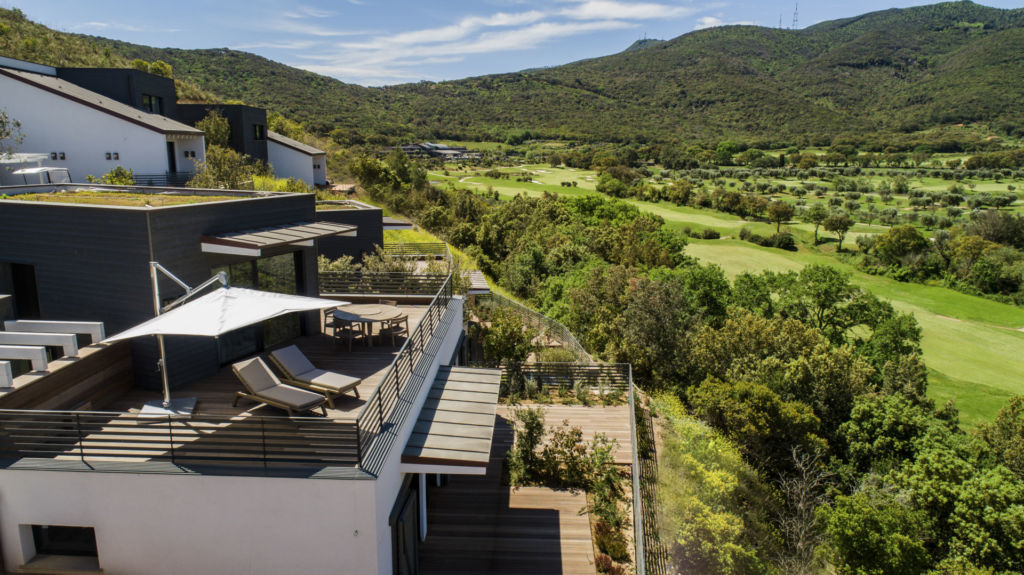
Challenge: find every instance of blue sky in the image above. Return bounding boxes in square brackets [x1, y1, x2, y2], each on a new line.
[6, 0, 1024, 86]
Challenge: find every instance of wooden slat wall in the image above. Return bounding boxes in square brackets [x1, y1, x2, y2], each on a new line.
[0, 342, 133, 411]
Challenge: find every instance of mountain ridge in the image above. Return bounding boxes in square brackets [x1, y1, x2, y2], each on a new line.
[2, 2, 1024, 144]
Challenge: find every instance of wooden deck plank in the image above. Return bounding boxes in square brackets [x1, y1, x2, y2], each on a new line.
[500, 404, 633, 465]
[418, 416, 597, 575]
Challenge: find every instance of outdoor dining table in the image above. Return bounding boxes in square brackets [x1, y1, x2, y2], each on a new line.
[333, 303, 405, 347]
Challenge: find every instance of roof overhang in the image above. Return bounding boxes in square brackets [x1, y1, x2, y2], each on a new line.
[401, 366, 501, 475]
[201, 221, 357, 257]
[382, 216, 414, 231]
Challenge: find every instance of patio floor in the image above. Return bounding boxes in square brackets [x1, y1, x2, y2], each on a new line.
[419, 404, 632, 575]
[106, 305, 426, 420]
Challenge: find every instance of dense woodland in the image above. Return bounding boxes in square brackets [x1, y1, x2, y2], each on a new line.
[347, 151, 1024, 574]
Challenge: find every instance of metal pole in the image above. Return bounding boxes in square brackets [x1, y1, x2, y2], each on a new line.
[150, 263, 174, 409]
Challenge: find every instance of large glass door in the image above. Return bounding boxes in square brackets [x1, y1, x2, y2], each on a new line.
[213, 252, 302, 363]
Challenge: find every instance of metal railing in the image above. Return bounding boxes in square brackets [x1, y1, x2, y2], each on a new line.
[354, 274, 454, 474]
[0, 409, 359, 469]
[0, 275, 458, 477]
[319, 271, 449, 296]
[131, 172, 195, 188]
[381, 242, 451, 261]
[500, 362, 630, 397]
[473, 293, 591, 362]
[629, 374, 646, 575]
[632, 384, 669, 575]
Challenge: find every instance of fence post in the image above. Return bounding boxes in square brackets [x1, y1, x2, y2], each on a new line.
[260, 417, 268, 472]
[167, 414, 176, 464]
[75, 413, 86, 462]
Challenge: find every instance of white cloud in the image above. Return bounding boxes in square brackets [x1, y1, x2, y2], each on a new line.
[231, 40, 320, 51]
[72, 21, 144, 32]
[281, 2, 704, 84]
[268, 20, 367, 37]
[561, 1, 695, 21]
[694, 15, 755, 29]
[283, 5, 337, 19]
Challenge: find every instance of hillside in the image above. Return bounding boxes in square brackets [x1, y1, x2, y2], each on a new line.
[2, 2, 1024, 144]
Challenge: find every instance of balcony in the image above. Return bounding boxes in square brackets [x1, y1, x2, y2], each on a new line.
[0, 276, 458, 478]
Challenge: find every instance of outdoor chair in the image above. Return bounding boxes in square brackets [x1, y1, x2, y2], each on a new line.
[333, 317, 365, 351]
[269, 345, 361, 408]
[323, 308, 337, 337]
[379, 299, 410, 347]
[231, 356, 327, 416]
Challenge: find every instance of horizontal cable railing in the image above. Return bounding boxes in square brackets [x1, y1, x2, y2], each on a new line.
[131, 173, 195, 188]
[0, 410, 359, 469]
[355, 274, 454, 474]
[319, 271, 448, 296]
[381, 242, 451, 260]
[474, 293, 591, 362]
[500, 362, 630, 396]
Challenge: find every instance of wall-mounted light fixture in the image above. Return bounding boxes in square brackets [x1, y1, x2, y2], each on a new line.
[50, 152, 57, 160]
[59, 152, 65, 160]
[105, 152, 112, 160]
[113, 153, 119, 160]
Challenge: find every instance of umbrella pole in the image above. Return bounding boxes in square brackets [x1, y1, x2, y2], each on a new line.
[158, 334, 172, 408]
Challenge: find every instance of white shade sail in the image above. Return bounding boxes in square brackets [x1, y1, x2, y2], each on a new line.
[104, 287, 346, 342]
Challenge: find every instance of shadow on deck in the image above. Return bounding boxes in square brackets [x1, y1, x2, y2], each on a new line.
[419, 416, 597, 575]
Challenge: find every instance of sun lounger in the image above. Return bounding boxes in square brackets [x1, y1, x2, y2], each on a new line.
[269, 345, 361, 408]
[231, 356, 327, 416]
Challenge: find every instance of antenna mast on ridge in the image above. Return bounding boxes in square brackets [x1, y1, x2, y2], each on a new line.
[792, 2, 799, 29]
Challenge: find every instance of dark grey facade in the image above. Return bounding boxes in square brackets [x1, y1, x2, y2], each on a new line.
[0, 190, 322, 389]
[175, 104, 269, 163]
[55, 68, 178, 118]
[316, 203, 384, 261]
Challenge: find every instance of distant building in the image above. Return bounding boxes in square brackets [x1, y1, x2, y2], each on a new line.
[0, 61, 205, 185]
[268, 130, 327, 186]
[0, 57, 328, 184]
[391, 142, 481, 161]
[175, 103, 270, 164]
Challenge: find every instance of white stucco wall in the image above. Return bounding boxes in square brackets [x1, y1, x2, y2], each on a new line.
[268, 140, 315, 187]
[0, 470, 379, 574]
[371, 296, 464, 575]
[0, 74, 190, 182]
[313, 153, 327, 186]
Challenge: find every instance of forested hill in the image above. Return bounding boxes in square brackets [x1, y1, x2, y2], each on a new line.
[2, 2, 1024, 144]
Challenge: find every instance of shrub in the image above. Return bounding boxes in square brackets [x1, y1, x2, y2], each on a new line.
[594, 520, 630, 562]
[701, 228, 721, 240]
[506, 407, 546, 486]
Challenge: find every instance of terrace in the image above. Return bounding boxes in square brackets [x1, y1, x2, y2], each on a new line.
[0, 183, 288, 206]
[0, 276, 459, 479]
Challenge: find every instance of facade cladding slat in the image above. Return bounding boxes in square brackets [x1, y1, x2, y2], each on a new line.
[175, 104, 269, 163]
[316, 206, 384, 261]
[0, 192, 328, 390]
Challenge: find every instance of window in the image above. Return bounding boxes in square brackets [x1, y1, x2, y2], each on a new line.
[141, 94, 163, 115]
[253, 124, 266, 141]
[32, 525, 98, 557]
[212, 252, 303, 361]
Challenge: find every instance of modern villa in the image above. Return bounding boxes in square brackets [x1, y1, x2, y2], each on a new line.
[0, 57, 328, 187]
[0, 181, 644, 575]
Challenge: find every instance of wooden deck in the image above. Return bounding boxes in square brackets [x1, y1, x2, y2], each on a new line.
[499, 404, 633, 465]
[106, 305, 426, 420]
[419, 404, 631, 574]
[419, 415, 597, 575]
[0, 306, 430, 468]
